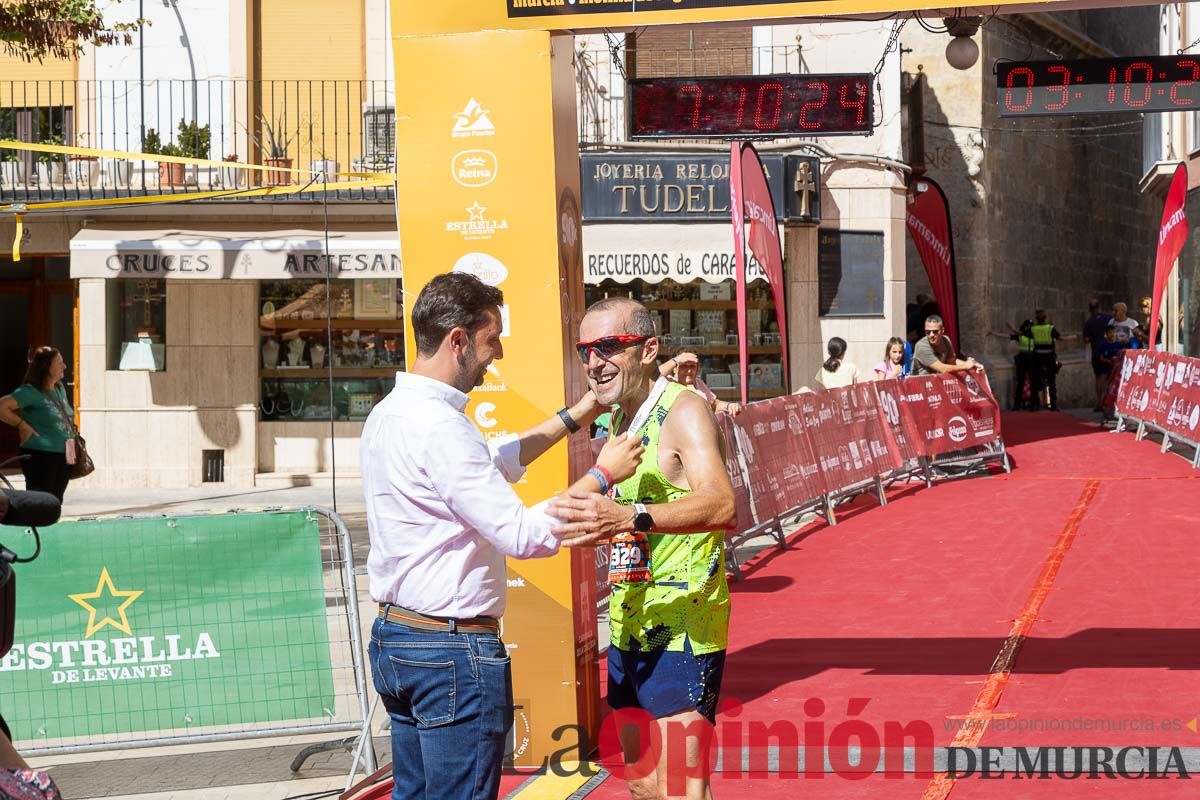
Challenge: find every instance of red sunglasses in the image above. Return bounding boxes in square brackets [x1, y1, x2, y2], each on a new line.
[575, 335, 647, 363]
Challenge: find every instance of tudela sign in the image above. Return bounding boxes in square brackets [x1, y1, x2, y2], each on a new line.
[69, 226, 401, 280]
[581, 152, 819, 223]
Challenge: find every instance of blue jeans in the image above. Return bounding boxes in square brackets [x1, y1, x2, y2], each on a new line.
[369, 617, 514, 800]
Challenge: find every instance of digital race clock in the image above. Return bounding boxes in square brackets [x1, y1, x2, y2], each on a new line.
[996, 55, 1200, 117]
[628, 74, 874, 139]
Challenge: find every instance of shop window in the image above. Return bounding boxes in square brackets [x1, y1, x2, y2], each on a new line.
[258, 278, 405, 422]
[584, 278, 785, 400]
[106, 279, 167, 371]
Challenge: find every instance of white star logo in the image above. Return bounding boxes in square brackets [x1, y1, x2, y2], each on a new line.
[466, 202, 486, 222]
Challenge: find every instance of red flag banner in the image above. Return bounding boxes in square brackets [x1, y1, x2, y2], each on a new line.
[1150, 163, 1189, 350]
[740, 144, 789, 388]
[730, 142, 750, 405]
[906, 177, 960, 349]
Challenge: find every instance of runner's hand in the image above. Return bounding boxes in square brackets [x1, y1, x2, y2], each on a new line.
[548, 491, 634, 547]
[568, 390, 604, 428]
[595, 432, 644, 484]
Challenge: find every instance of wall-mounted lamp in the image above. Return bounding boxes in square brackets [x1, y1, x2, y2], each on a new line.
[945, 16, 983, 70]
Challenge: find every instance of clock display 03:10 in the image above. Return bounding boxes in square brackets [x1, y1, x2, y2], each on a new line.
[997, 55, 1200, 117]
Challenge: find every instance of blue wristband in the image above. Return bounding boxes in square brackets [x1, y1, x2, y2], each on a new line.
[586, 467, 609, 495]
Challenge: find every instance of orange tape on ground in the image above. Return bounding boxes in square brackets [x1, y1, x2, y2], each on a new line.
[918, 479, 1100, 800]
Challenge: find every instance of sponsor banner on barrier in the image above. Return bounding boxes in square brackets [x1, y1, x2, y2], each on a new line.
[774, 395, 828, 510]
[873, 378, 923, 464]
[731, 400, 787, 523]
[1115, 350, 1200, 441]
[900, 372, 1002, 457]
[718, 416, 757, 535]
[808, 386, 894, 490]
[0, 512, 333, 743]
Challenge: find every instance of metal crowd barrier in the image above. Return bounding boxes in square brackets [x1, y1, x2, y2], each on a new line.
[2, 505, 376, 773]
[1109, 350, 1200, 469]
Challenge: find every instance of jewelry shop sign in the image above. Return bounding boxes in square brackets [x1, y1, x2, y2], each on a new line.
[580, 152, 819, 223]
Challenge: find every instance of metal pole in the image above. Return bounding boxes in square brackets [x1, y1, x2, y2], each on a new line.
[138, 0, 145, 150]
[315, 506, 377, 774]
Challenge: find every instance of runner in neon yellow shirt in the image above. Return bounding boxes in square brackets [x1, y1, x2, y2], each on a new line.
[550, 297, 736, 800]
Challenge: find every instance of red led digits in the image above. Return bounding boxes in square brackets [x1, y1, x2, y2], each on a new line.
[1000, 55, 1200, 117]
[1170, 59, 1198, 106]
[733, 86, 748, 127]
[753, 82, 785, 130]
[838, 81, 868, 125]
[1005, 67, 1035, 112]
[627, 75, 874, 138]
[1045, 65, 1071, 111]
[680, 84, 703, 128]
[1124, 62, 1153, 107]
[798, 81, 830, 130]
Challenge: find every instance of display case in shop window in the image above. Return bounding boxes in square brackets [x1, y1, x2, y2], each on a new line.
[585, 278, 786, 400]
[258, 279, 405, 422]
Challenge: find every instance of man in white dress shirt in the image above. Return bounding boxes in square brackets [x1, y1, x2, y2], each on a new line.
[361, 273, 640, 800]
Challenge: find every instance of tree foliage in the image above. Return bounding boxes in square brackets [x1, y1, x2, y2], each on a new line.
[0, 1, 137, 62]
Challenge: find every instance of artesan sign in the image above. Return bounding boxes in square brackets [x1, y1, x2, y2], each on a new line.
[70, 229, 402, 280]
[581, 152, 819, 223]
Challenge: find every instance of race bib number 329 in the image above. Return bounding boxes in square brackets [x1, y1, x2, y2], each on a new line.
[608, 532, 651, 584]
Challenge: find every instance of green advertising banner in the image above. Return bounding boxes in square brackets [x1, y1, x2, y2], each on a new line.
[0, 510, 334, 744]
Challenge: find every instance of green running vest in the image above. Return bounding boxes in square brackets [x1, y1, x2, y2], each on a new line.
[609, 381, 730, 654]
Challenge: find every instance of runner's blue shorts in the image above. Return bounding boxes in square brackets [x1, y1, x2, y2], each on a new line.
[607, 639, 726, 723]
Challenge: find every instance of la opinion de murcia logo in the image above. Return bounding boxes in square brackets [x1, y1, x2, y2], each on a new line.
[0, 568, 221, 685]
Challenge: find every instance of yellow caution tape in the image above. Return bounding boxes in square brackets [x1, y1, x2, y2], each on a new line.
[0, 139, 395, 179]
[12, 214, 22, 261]
[1, 177, 395, 214]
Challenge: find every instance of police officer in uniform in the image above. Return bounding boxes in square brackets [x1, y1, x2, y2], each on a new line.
[1030, 309, 1077, 411]
[988, 320, 1036, 411]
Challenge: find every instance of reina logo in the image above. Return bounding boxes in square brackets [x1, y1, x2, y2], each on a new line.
[0, 568, 220, 686]
[452, 98, 496, 138]
[452, 150, 499, 188]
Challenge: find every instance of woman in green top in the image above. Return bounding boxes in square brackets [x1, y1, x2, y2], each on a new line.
[0, 346, 74, 501]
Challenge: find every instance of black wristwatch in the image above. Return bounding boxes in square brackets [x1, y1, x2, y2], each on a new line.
[632, 502, 654, 533]
[557, 407, 581, 434]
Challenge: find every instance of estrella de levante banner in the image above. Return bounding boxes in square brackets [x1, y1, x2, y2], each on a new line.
[0, 511, 333, 744]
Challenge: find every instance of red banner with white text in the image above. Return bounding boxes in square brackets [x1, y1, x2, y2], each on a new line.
[1150, 163, 1189, 350]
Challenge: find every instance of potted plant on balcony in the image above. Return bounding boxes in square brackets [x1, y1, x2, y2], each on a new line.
[66, 134, 99, 187]
[0, 147, 25, 188]
[256, 113, 295, 186]
[176, 118, 211, 186]
[221, 153, 241, 188]
[309, 147, 339, 183]
[35, 133, 65, 187]
[141, 128, 166, 188]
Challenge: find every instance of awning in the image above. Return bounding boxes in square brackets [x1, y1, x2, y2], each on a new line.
[583, 223, 777, 285]
[69, 226, 401, 280]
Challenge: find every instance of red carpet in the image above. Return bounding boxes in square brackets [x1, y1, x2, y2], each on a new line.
[576, 412, 1200, 799]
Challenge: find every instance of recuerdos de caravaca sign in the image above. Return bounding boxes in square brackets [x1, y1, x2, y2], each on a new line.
[628, 74, 874, 139]
[997, 55, 1200, 117]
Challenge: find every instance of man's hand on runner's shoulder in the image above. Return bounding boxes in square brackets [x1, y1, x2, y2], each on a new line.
[547, 491, 633, 548]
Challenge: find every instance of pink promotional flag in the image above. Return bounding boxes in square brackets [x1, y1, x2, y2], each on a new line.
[905, 177, 960, 350]
[729, 142, 749, 404]
[1150, 163, 1189, 350]
[730, 142, 789, 403]
[740, 145, 789, 390]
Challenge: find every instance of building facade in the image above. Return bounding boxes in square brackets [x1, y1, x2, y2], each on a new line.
[901, 7, 1162, 409]
[4, 8, 913, 488]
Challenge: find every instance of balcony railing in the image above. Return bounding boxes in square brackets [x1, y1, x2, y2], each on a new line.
[0, 80, 395, 203]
